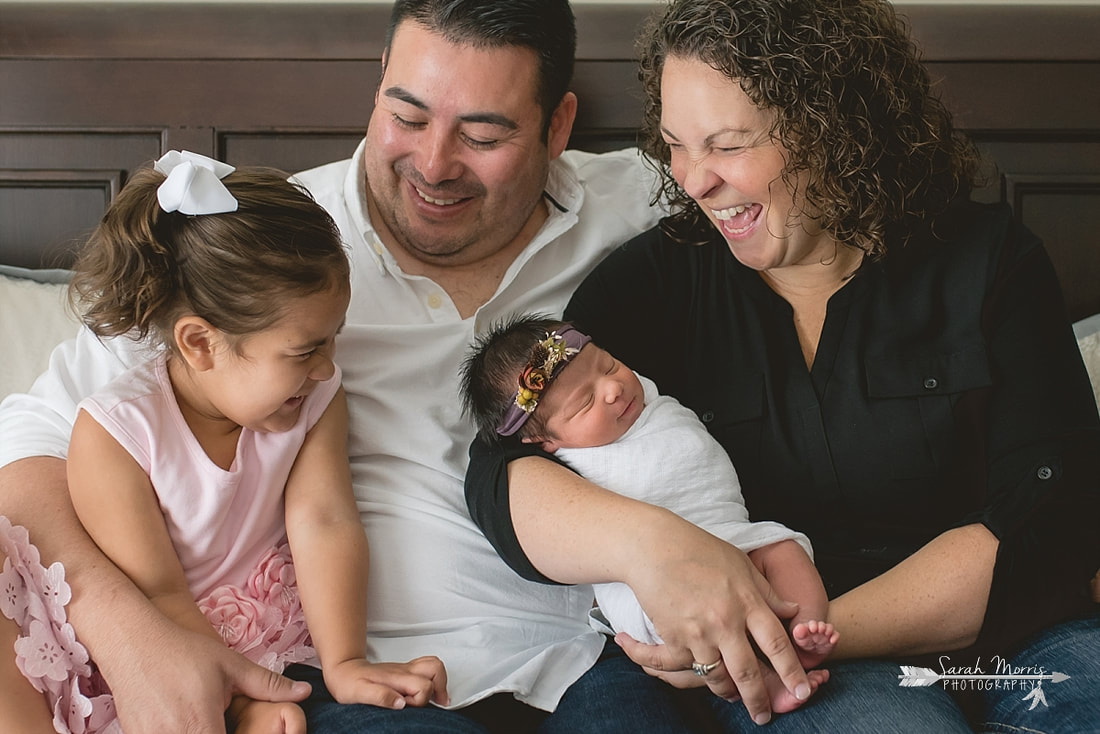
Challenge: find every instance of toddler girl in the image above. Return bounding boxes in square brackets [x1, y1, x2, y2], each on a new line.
[0, 151, 447, 734]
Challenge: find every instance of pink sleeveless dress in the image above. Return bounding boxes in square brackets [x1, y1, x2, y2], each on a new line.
[1, 355, 341, 733]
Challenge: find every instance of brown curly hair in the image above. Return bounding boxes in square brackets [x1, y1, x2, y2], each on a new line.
[637, 0, 982, 257]
[69, 165, 349, 352]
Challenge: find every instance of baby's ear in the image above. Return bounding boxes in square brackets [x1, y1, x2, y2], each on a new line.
[521, 435, 559, 454]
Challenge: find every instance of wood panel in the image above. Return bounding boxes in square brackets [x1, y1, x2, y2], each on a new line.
[0, 169, 120, 268]
[1, 2, 1098, 319]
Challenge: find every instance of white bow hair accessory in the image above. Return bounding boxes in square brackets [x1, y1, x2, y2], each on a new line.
[153, 150, 238, 215]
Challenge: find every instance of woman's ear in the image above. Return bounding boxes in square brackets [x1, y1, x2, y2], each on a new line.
[173, 316, 221, 372]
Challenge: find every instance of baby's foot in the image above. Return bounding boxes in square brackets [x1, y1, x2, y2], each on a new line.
[765, 665, 830, 714]
[791, 619, 839, 670]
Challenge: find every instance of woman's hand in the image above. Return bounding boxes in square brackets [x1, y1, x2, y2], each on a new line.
[324, 656, 449, 709]
[618, 523, 809, 725]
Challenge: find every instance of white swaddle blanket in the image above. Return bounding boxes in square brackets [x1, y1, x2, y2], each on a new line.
[557, 374, 811, 644]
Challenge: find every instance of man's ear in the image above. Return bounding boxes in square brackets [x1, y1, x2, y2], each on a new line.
[173, 316, 221, 372]
[376, 47, 388, 103]
[546, 92, 578, 160]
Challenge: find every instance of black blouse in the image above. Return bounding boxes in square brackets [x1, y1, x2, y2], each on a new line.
[466, 201, 1100, 655]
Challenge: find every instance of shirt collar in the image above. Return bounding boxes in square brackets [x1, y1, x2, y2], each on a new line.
[343, 140, 587, 277]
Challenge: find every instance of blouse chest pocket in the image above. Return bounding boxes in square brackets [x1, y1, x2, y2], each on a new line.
[863, 343, 992, 479]
[865, 343, 991, 399]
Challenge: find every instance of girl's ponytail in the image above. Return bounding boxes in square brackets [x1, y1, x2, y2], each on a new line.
[69, 167, 188, 344]
[69, 154, 347, 353]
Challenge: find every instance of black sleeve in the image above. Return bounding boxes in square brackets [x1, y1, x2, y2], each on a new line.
[464, 435, 568, 583]
[970, 216, 1100, 654]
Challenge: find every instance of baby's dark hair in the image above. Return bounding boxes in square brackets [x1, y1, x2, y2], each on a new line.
[69, 164, 349, 352]
[461, 313, 566, 441]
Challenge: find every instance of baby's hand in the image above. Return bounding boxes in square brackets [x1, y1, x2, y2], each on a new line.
[325, 656, 449, 709]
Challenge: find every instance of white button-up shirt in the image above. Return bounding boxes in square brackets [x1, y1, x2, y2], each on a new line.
[0, 139, 664, 710]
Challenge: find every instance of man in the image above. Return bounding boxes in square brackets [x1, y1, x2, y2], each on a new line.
[0, 1, 686, 731]
[279, 0, 673, 729]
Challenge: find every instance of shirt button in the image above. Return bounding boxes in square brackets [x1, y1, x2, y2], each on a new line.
[427, 293, 443, 309]
[923, 377, 938, 390]
[1037, 466, 1053, 480]
[701, 410, 715, 423]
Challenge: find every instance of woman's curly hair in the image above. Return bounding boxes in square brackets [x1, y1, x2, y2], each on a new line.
[637, 0, 982, 258]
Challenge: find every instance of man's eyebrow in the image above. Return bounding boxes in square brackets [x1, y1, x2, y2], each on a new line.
[384, 86, 428, 111]
[458, 112, 518, 130]
[383, 86, 518, 130]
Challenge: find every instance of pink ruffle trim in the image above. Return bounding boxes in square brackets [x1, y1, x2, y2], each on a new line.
[0, 515, 120, 734]
[1, 517, 314, 734]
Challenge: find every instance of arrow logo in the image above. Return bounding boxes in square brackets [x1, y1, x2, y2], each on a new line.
[1022, 685, 1049, 710]
[897, 666, 1070, 687]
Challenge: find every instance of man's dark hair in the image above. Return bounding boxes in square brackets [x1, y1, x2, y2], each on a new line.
[386, 0, 576, 136]
[461, 313, 564, 441]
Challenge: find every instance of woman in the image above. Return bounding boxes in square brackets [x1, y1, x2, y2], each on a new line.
[466, 0, 1100, 730]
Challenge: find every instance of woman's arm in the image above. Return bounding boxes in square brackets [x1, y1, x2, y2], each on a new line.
[826, 523, 997, 658]
[508, 454, 810, 726]
[829, 218, 1098, 660]
[285, 389, 447, 708]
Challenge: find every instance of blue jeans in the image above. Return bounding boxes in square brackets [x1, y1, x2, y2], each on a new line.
[695, 659, 973, 733]
[286, 614, 1100, 733]
[285, 640, 704, 733]
[976, 613, 1100, 734]
[698, 613, 1100, 734]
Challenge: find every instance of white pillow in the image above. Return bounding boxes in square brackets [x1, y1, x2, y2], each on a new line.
[1073, 312, 1100, 341]
[3, 268, 1100, 411]
[1075, 327, 1100, 410]
[0, 272, 82, 399]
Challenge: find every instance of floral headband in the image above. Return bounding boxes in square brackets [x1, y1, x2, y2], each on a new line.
[153, 150, 238, 215]
[496, 325, 592, 436]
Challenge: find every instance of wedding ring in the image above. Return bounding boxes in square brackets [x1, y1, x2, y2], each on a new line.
[692, 659, 721, 677]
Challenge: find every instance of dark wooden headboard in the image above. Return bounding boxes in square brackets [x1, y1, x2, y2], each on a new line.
[2, 2, 1099, 319]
